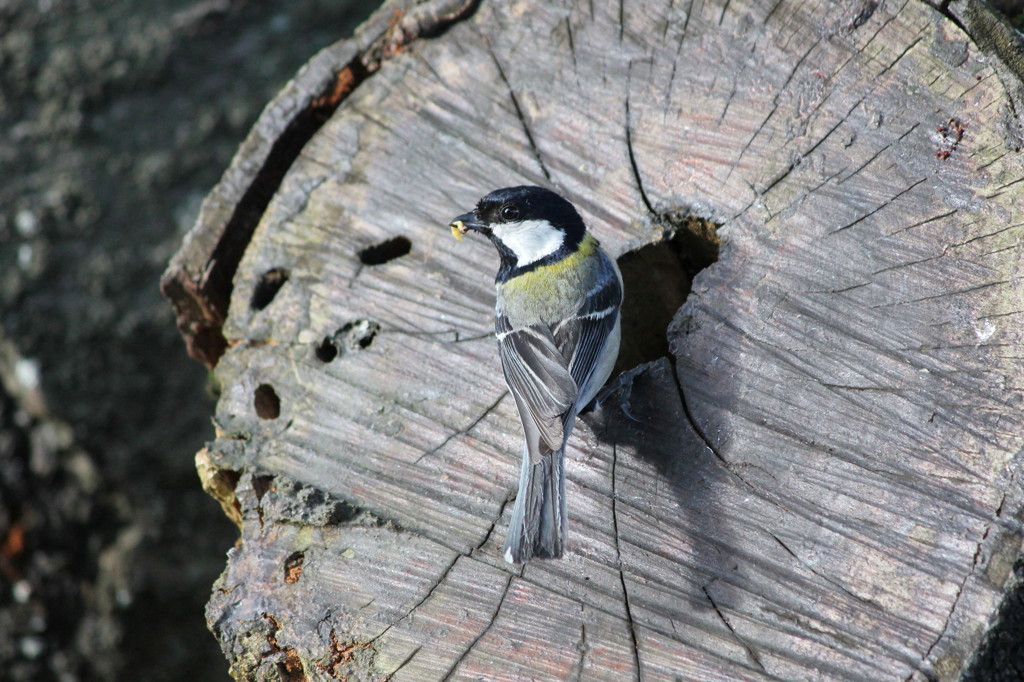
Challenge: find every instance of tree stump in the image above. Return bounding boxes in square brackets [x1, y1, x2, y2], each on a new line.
[162, 0, 1024, 679]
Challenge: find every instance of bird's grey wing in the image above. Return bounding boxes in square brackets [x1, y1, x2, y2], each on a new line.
[552, 257, 623, 407]
[497, 315, 577, 458]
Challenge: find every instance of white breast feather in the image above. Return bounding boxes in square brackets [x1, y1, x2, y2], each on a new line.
[492, 219, 564, 266]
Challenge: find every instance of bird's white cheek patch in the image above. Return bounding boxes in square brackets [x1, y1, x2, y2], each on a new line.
[493, 219, 564, 266]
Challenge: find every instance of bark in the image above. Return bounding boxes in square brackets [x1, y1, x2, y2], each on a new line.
[164, 0, 1024, 679]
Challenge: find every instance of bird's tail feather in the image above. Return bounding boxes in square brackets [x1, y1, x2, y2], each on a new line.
[503, 446, 567, 563]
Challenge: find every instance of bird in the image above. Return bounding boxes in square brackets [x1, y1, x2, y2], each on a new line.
[449, 186, 623, 563]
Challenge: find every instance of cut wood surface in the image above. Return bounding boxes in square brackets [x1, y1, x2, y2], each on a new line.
[164, 0, 1024, 680]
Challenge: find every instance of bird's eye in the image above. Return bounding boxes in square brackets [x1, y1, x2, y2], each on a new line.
[501, 205, 520, 221]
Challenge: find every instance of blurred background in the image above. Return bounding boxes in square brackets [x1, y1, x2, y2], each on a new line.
[0, 1, 379, 679]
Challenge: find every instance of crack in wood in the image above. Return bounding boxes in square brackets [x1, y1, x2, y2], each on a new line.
[798, 83, 874, 156]
[957, 459, 1024, 676]
[764, 0, 787, 25]
[488, 47, 552, 182]
[723, 178, 762, 225]
[984, 174, 1024, 199]
[701, 582, 767, 674]
[735, 395, 1004, 527]
[410, 49, 451, 90]
[867, 236, 996, 278]
[717, 0, 732, 26]
[473, 495, 512, 553]
[415, 391, 508, 464]
[611, 440, 643, 682]
[378, 326, 493, 344]
[976, 150, 1008, 172]
[868, 278, 1009, 308]
[717, 76, 739, 126]
[758, 62, 906, 206]
[959, 67, 990, 99]
[795, 2, 907, 127]
[387, 645, 422, 678]
[369, 502, 515, 667]
[817, 381, 903, 393]
[904, 528, 988, 681]
[982, 308, 1024, 322]
[954, 220, 1024, 249]
[667, 354, 788, 510]
[348, 102, 400, 137]
[979, 242, 1023, 258]
[564, 16, 578, 76]
[829, 176, 927, 235]
[886, 208, 958, 237]
[759, 157, 801, 199]
[359, 532, 708, 657]
[837, 123, 921, 185]
[802, 281, 870, 294]
[769, 533, 883, 610]
[440, 572, 515, 681]
[729, 102, 779, 183]
[571, 619, 589, 682]
[777, 37, 824, 96]
[625, 66, 656, 217]
[370, 552, 462, 645]
[666, 0, 696, 94]
[661, 0, 674, 39]
[302, 451, 493, 541]
[876, 35, 926, 79]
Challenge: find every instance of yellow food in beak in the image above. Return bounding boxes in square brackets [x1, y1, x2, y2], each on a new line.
[450, 220, 467, 242]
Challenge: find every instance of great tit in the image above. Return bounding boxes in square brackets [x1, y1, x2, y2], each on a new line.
[449, 186, 623, 563]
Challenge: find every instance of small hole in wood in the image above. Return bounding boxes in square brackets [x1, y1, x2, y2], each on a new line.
[313, 321, 380, 362]
[358, 236, 411, 265]
[341, 319, 380, 350]
[252, 474, 274, 502]
[283, 551, 304, 584]
[250, 267, 290, 311]
[254, 384, 281, 420]
[315, 337, 339, 362]
[216, 468, 241, 493]
[615, 214, 720, 373]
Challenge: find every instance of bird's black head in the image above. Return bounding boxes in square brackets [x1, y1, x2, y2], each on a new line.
[449, 186, 587, 280]
[473, 186, 586, 239]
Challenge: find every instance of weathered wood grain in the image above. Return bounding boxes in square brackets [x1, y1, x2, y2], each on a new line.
[168, 0, 1024, 679]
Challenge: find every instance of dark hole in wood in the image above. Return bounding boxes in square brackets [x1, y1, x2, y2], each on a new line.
[218, 468, 241, 493]
[315, 337, 339, 362]
[358, 236, 411, 265]
[283, 551, 304, 584]
[341, 319, 380, 350]
[313, 320, 380, 362]
[250, 267, 290, 311]
[254, 384, 281, 420]
[208, 467, 243, 523]
[252, 474, 275, 502]
[276, 656, 304, 681]
[190, 60, 372, 368]
[615, 215, 720, 373]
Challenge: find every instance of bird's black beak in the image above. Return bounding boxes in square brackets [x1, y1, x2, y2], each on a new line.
[449, 212, 487, 242]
